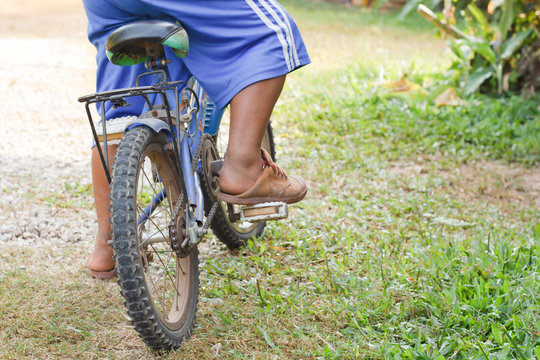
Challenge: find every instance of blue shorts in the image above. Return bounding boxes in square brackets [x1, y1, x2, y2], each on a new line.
[83, 0, 310, 119]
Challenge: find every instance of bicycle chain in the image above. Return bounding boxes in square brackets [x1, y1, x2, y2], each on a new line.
[191, 134, 206, 173]
[203, 200, 219, 233]
[170, 191, 188, 258]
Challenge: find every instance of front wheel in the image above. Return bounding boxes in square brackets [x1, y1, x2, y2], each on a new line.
[110, 127, 198, 350]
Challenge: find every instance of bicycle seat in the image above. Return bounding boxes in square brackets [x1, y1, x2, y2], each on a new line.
[106, 20, 189, 66]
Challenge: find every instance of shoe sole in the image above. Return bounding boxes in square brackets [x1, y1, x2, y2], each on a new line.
[218, 186, 307, 206]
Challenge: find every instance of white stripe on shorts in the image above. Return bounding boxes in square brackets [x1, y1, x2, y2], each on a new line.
[245, 0, 293, 71]
[267, 0, 300, 67]
[258, 0, 295, 67]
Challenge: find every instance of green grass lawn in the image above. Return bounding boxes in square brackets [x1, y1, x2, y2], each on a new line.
[1, 1, 539, 359]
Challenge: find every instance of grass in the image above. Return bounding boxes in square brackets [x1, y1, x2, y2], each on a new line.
[1, 0, 539, 359]
[303, 66, 540, 164]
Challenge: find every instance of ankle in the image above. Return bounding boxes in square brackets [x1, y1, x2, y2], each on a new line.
[219, 157, 264, 195]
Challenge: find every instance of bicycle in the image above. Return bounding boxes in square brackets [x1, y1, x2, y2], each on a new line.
[79, 20, 288, 350]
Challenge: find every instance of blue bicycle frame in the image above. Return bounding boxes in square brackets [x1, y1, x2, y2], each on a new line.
[79, 64, 225, 246]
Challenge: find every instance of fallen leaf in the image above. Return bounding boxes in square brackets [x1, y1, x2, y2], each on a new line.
[435, 88, 463, 106]
[381, 79, 422, 92]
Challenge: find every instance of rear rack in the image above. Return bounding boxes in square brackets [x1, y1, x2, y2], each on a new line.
[78, 77, 188, 184]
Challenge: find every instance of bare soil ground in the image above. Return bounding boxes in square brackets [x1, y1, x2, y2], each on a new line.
[388, 159, 540, 209]
[0, 0, 96, 247]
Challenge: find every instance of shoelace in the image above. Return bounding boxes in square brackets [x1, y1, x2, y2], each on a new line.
[261, 149, 287, 179]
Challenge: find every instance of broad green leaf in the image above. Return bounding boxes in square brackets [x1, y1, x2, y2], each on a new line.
[449, 39, 473, 61]
[468, 4, 489, 28]
[439, 340, 454, 356]
[471, 38, 497, 64]
[496, 345, 511, 359]
[500, 29, 533, 59]
[499, 0, 515, 40]
[464, 66, 494, 94]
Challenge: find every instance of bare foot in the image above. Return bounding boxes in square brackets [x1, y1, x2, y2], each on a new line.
[86, 243, 115, 272]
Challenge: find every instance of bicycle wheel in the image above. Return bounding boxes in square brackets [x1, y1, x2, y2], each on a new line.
[201, 113, 275, 249]
[110, 127, 198, 350]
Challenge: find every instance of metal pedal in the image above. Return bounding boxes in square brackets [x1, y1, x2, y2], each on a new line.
[240, 202, 288, 223]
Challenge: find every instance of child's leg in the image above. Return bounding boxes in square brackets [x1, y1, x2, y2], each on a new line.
[219, 75, 286, 195]
[87, 145, 116, 273]
[218, 75, 307, 205]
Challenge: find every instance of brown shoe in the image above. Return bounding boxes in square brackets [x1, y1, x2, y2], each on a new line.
[218, 149, 307, 205]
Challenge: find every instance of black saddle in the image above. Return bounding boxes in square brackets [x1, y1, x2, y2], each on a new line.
[106, 20, 189, 66]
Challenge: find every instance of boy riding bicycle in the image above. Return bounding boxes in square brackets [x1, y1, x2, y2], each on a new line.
[83, 0, 310, 278]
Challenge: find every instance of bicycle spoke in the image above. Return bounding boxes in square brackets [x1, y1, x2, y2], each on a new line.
[140, 228, 168, 247]
[136, 203, 170, 241]
[149, 242, 181, 303]
[161, 248, 175, 313]
[140, 164, 172, 219]
[145, 246, 178, 316]
[148, 244, 174, 299]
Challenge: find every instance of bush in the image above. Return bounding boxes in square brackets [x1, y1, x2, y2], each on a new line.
[407, 0, 540, 96]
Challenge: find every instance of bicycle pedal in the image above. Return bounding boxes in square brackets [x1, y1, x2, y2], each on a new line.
[240, 202, 288, 223]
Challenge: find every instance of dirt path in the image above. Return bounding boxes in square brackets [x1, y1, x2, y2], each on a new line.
[0, 0, 96, 248]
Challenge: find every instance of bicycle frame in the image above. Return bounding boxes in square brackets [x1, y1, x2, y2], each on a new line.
[78, 61, 224, 245]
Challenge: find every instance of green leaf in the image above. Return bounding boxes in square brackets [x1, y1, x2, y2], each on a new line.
[218, 312, 231, 325]
[468, 4, 488, 28]
[533, 345, 540, 360]
[471, 39, 497, 64]
[500, 30, 533, 59]
[501, 326, 527, 359]
[257, 326, 277, 350]
[449, 39, 473, 61]
[464, 66, 494, 94]
[499, 0, 515, 40]
[492, 323, 503, 345]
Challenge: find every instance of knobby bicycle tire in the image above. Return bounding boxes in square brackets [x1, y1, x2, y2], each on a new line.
[110, 127, 198, 350]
